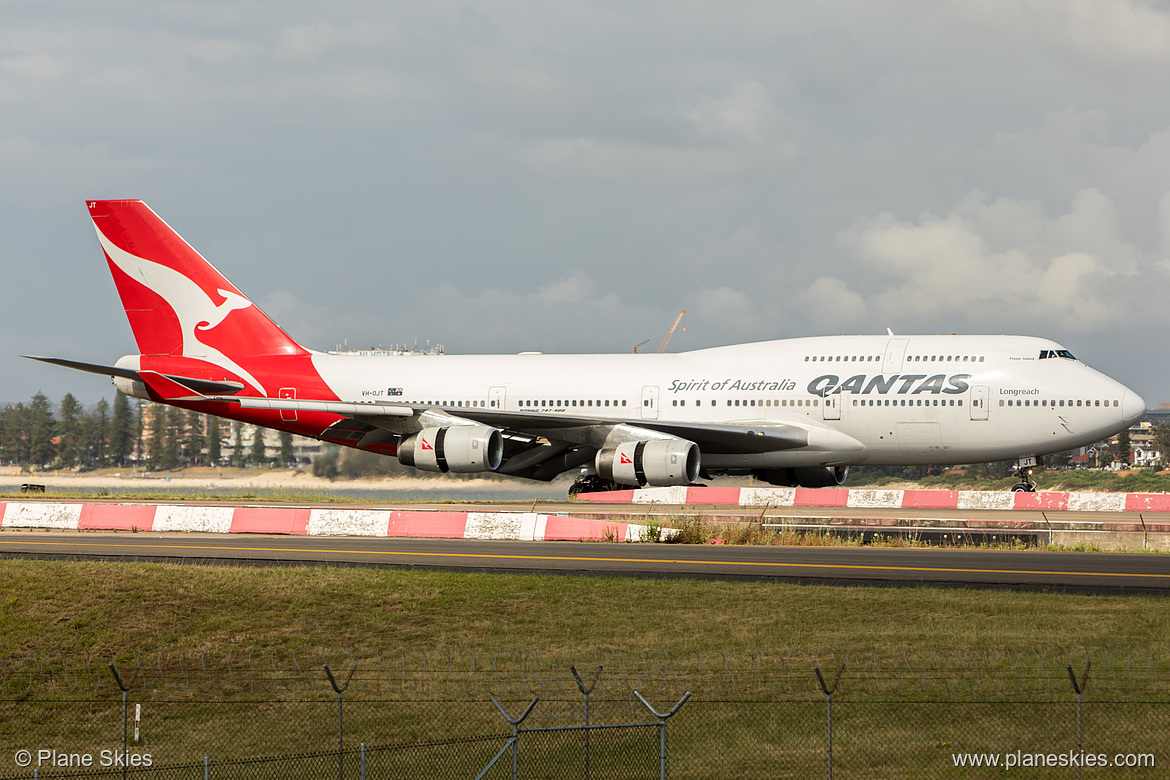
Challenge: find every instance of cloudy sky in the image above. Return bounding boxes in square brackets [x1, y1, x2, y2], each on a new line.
[4, 1, 1170, 408]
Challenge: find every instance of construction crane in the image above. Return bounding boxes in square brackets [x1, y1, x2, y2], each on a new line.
[632, 310, 686, 353]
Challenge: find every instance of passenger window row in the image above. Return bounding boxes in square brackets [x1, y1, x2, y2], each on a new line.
[415, 400, 486, 408]
[671, 399, 818, 407]
[519, 400, 627, 408]
[802, 354, 986, 363]
[1000, 399, 1119, 408]
[908, 355, 984, 363]
[854, 398, 963, 407]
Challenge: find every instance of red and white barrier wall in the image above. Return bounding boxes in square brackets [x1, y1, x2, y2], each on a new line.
[577, 486, 1170, 513]
[0, 503, 657, 542]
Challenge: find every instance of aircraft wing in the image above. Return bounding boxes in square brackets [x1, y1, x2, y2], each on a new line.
[195, 394, 811, 475]
[204, 395, 416, 418]
[447, 408, 810, 454]
[198, 394, 808, 458]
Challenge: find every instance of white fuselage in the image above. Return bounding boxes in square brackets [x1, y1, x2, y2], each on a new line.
[307, 334, 1144, 469]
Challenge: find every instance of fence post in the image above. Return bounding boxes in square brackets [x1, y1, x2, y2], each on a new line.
[324, 664, 357, 780]
[108, 663, 133, 780]
[360, 742, 366, 780]
[488, 696, 539, 780]
[634, 689, 692, 780]
[203, 756, 209, 780]
[1067, 660, 1091, 780]
[571, 665, 602, 780]
[814, 664, 845, 780]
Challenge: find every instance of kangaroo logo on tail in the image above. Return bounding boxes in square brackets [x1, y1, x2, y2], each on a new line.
[95, 228, 269, 394]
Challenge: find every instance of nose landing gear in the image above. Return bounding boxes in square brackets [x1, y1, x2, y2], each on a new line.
[1010, 456, 1038, 493]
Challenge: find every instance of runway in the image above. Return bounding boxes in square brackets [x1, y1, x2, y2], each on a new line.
[1, 531, 1167, 594]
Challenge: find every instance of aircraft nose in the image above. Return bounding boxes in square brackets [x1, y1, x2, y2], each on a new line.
[1122, 389, 1146, 426]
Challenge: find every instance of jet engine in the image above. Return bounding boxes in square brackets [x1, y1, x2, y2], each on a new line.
[595, 439, 700, 487]
[753, 466, 849, 488]
[398, 426, 504, 473]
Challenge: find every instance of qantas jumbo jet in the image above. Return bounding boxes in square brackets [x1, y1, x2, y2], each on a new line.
[29, 200, 1145, 495]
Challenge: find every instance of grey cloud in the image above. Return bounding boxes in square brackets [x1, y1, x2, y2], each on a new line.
[5, 1, 1170, 406]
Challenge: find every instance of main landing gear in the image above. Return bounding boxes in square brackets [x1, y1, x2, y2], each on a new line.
[568, 475, 621, 497]
[1010, 456, 1038, 493]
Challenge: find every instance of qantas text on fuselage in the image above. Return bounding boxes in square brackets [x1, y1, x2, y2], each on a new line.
[26, 199, 1146, 494]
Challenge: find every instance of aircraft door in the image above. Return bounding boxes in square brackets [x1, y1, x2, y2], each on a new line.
[970, 385, 989, 421]
[882, 339, 909, 373]
[489, 386, 506, 410]
[278, 387, 297, 422]
[641, 386, 660, 420]
[823, 392, 844, 420]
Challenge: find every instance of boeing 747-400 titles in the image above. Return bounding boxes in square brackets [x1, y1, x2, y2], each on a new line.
[28, 200, 1146, 495]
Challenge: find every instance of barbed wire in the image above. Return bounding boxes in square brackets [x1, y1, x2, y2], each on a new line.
[2, 645, 1167, 704]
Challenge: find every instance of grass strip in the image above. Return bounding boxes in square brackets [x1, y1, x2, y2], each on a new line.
[2, 559, 1167, 656]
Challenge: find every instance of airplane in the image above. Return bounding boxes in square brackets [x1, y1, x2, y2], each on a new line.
[28, 199, 1146, 496]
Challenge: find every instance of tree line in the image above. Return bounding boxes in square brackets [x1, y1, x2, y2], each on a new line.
[0, 392, 296, 472]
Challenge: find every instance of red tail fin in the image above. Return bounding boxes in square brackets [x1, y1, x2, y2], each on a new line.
[88, 199, 307, 393]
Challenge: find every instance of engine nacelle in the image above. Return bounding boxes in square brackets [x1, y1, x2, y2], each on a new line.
[753, 466, 849, 488]
[398, 426, 503, 473]
[113, 375, 150, 400]
[596, 439, 700, 487]
[113, 355, 150, 400]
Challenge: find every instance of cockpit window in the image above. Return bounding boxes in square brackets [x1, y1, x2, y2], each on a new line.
[1039, 349, 1077, 360]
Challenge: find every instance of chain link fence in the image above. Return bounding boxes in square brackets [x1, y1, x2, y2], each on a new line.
[1, 645, 1165, 778]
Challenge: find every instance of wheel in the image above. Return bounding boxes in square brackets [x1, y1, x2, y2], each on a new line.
[1010, 483, 1036, 493]
[569, 475, 608, 497]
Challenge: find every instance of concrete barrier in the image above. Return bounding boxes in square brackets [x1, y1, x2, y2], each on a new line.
[956, 491, 1015, 510]
[578, 486, 1170, 517]
[738, 487, 797, 507]
[464, 512, 544, 541]
[631, 486, 688, 504]
[386, 511, 471, 538]
[0, 502, 82, 529]
[0, 501, 658, 543]
[79, 504, 156, 531]
[687, 486, 746, 505]
[229, 507, 311, 535]
[847, 489, 904, 509]
[153, 506, 234, 534]
[902, 490, 959, 509]
[1067, 492, 1127, 512]
[1012, 492, 1069, 511]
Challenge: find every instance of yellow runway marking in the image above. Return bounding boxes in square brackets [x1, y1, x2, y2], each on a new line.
[0, 537, 1166, 579]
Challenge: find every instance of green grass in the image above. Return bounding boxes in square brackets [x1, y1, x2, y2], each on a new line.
[2, 561, 1168, 779]
[2, 560, 1168, 657]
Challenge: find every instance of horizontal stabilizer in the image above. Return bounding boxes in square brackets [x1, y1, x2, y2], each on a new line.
[25, 355, 246, 395]
[24, 355, 140, 381]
